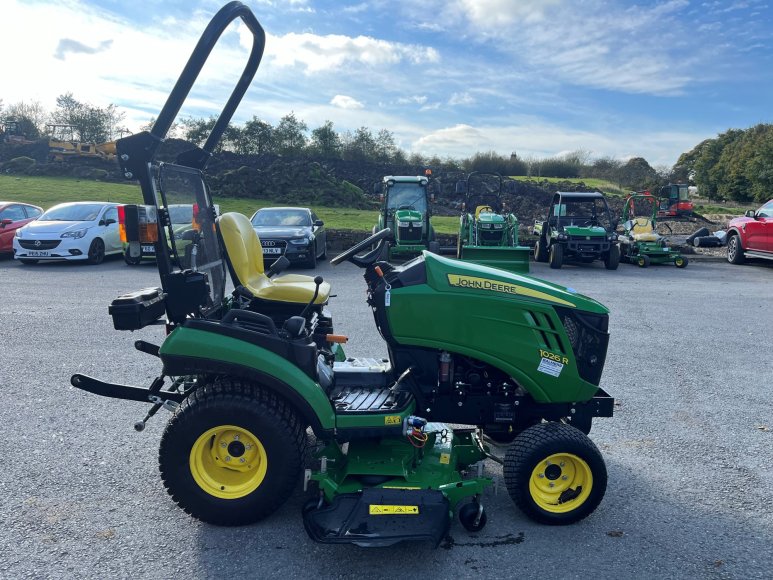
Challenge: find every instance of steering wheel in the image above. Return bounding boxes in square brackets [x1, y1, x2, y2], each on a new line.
[330, 228, 391, 267]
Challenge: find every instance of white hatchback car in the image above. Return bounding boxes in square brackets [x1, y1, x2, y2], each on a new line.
[13, 202, 122, 264]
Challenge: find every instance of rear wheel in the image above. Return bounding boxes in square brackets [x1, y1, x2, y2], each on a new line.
[636, 254, 650, 268]
[674, 256, 688, 268]
[534, 238, 549, 262]
[604, 245, 620, 270]
[548, 243, 563, 269]
[727, 234, 745, 264]
[504, 422, 607, 525]
[159, 381, 305, 526]
[87, 238, 105, 265]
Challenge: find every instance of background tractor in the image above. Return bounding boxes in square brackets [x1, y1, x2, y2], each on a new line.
[533, 191, 620, 270]
[456, 172, 530, 273]
[619, 192, 688, 268]
[374, 173, 440, 260]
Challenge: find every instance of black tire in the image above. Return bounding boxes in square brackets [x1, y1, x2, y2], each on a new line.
[87, 238, 105, 265]
[159, 380, 305, 526]
[674, 256, 688, 268]
[727, 234, 745, 264]
[458, 502, 487, 532]
[428, 240, 440, 254]
[693, 237, 702, 248]
[548, 243, 563, 269]
[686, 227, 710, 246]
[319, 241, 327, 260]
[604, 244, 620, 270]
[124, 250, 141, 266]
[636, 254, 650, 268]
[534, 238, 549, 262]
[504, 422, 607, 525]
[19, 258, 39, 265]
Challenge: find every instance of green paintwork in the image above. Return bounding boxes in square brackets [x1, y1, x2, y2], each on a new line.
[160, 327, 336, 430]
[384, 252, 606, 403]
[458, 211, 531, 273]
[561, 225, 607, 238]
[310, 423, 491, 508]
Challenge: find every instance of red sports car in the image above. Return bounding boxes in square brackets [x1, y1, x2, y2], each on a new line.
[0, 202, 43, 254]
[726, 199, 773, 264]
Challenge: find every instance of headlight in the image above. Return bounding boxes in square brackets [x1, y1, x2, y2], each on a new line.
[493, 223, 504, 229]
[289, 237, 310, 245]
[557, 233, 568, 240]
[15, 229, 22, 238]
[607, 233, 618, 241]
[397, 221, 410, 227]
[481, 223, 492, 229]
[61, 228, 88, 239]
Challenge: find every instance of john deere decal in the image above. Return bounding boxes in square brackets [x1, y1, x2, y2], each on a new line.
[446, 274, 575, 307]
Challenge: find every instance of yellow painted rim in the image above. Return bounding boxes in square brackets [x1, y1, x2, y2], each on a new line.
[189, 425, 268, 500]
[528, 452, 592, 513]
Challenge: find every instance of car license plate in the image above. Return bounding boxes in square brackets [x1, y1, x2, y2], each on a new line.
[263, 247, 282, 255]
[28, 250, 50, 257]
[142, 245, 155, 253]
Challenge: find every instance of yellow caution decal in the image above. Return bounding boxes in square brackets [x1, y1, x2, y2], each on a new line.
[369, 505, 419, 515]
[385, 415, 401, 425]
[439, 453, 451, 465]
[447, 274, 576, 307]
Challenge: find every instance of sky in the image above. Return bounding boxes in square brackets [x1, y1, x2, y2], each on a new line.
[1, 0, 771, 167]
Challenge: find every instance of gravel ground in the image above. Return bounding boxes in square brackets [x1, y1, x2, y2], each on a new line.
[1, 253, 771, 580]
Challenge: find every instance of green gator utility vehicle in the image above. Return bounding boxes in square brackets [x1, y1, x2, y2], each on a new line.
[374, 174, 439, 260]
[533, 191, 620, 270]
[70, 2, 615, 547]
[456, 172, 530, 273]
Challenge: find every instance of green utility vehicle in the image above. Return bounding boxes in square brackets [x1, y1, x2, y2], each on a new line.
[456, 172, 530, 273]
[619, 192, 688, 268]
[70, 2, 615, 547]
[533, 191, 620, 270]
[374, 174, 439, 260]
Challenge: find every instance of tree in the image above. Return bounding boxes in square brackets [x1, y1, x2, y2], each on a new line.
[50, 93, 125, 142]
[309, 120, 340, 158]
[618, 157, 658, 190]
[374, 129, 398, 162]
[342, 127, 377, 162]
[242, 116, 274, 155]
[273, 112, 307, 156]
[4, 100, 47, 139]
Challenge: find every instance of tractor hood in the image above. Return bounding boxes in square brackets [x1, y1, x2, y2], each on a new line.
[561, 225, 607, 237]
[423, 251, 608, 314]
[394, 209, 423, 223]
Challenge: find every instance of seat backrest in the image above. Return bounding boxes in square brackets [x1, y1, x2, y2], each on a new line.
[218, 212, 265, 286]
[475, 205, 493, 219]
[631, 217, 653, 235]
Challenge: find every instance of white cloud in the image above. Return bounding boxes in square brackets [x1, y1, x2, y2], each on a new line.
[448, 92, 475, 106]
[330, 95, 364, 109]
[396, 95, 428, 105]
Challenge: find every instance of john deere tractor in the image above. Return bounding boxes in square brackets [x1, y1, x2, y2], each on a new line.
[374, 174, 439, 260]
[70, 2, 615, 548]
[456, 172, 530, 273]
[533, 192, 620, 270]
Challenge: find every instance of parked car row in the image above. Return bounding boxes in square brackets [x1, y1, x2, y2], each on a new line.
[2, 201, 328, 269]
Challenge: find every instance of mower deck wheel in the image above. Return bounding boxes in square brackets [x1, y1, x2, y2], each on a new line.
[674, 256, 688, 268]
[636, 255, 650, 268]
[458, 501, 487, 532]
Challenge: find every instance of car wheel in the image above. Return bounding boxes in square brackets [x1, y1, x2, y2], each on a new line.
[87, 238, 105, 265]
[504, 422, 607, 525]
[124, 250, 141, 266]
[158, 381, 305, 526]
[727, 234, 745, 264]
[305, 244, 317, 269]
[319, 240, 327, 260]
[549, 243, 563, 269]
[19, 258, 39, 265]
[604, 245, 620, 270]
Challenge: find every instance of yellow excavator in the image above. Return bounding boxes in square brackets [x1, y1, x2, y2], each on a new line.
[47, 124, 117, 162]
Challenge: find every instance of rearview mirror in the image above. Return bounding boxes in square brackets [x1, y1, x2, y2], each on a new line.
[104, 218, 117, 226]
[0, 218, 12, 227]
[314, 219, 324, 227]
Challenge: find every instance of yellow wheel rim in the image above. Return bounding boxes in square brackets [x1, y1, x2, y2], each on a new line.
[529, 453, 593, 513]
[189, 425, 268, 500]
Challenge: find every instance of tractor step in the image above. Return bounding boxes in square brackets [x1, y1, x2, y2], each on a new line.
[302, 488, 450, 547]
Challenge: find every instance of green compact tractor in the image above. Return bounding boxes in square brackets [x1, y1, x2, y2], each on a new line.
[456, 172, 530, 273]
[619, 192, 688, 268]
[533, 192, 620, 270]
[71, 2, 615, 547]
[374, 174, 440, 260]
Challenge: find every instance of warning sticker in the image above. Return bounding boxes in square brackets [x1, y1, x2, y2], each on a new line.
[439, 453, 451, 465]
[385, 415, 401, 425]
[537, 357, 564, 378]
[369, 505, 419, 515]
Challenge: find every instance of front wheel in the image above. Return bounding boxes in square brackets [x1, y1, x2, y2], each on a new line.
[726, 235, 745, 264]
[87, 238, 105, 265]
[504, 422, 607, 525]
[636, 254, 650, 268]
[534, 238, 549, 262]
[304, 244, 317, 269]
[604, 245, 620, 270]
[548, 243, 563, 269]
[674, 256, 688, 268]
[159, 381, 305, 526]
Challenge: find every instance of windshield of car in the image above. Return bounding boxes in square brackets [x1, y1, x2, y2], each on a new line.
[386, 183, 427, 213]
[555, 198, 612, 228]
[168, 205, 194, 224]
[251, 209, 311, 227]
[40, 204, 104, 222]
[758, 201, 773, 217]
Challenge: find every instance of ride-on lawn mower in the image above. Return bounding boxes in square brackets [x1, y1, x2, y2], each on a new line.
[70, 2, 615, 547]
[619, 192, 688, 268]
[456, 172, 530, 273]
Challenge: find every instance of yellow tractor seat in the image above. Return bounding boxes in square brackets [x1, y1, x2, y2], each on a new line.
[475, 205, 494, 220]
[217, 212, 330, 305]
[630, 218, 660, 242]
